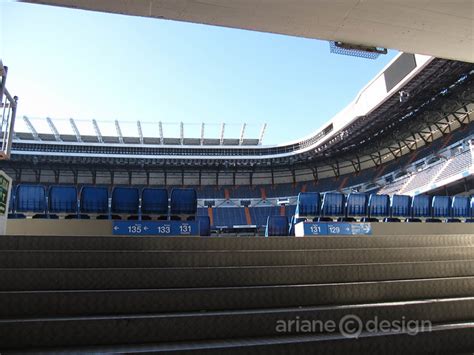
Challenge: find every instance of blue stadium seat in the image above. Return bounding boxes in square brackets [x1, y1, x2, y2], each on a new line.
[48, 186, 78, 216]
[265, 215, 289, 237]
[111, 187, 139, 216]
[470, 196, 474, 222]
[15, 184, 47, 216]
[80, 186, 109, 217]
[7, 186, 25, 219]
[195, 215, 211, 236]
[141, 188, 168, 218]
[320, 192, 345, 221]
[345, 193, 368, 221]
[449, 195, 470, 222]
[295, 192, 320, 218]
[429, 195, 450, 222]
[288, 215, 306, 236]
[367, 194, 390, 221]
[409, 195, 432, 222]
[387, 195, 411, 222]
[170, 188, 197, 217]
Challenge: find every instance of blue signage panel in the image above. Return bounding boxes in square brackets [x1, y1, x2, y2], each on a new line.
[301, 222, 372, 236]
[112, 220, 199, 236]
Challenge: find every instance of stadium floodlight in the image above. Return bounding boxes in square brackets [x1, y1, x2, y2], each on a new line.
[329, 41, 387, 59]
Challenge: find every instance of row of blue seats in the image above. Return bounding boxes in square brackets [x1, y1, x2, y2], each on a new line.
[266, 192, 474, 236]
[9, 184, 198, 219]
[295, 192, 474, 221]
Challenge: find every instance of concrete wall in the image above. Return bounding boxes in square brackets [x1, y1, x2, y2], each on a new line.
[6, 219, 474, 237]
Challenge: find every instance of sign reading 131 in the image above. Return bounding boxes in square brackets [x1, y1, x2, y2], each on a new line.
[179, 224, 192, 234]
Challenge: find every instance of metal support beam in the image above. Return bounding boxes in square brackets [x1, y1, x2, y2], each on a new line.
[180, 122, 184, 145]
[258, 123, 267, 145]
[46, 117, 62, 142]
[92, 119, 103, 143]
[158, 121, 164, 145]
[69, 118, 82, 143]
[23, 116, 40, 141]
[137, 120, 144, 144]
[115, 120, 124, 144]
[239, 123, 246, 145]
[219, 123, 225, 145]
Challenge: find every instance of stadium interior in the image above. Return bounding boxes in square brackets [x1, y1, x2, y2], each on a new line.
[0, 0, 473, 354]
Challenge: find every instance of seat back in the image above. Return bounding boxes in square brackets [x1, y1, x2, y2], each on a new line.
[111, 187, 139, 214]
[321, 192, 345, 217]
[431, 195, 450, 218]
[265, 215, 289, 237]
[141, 188, 168, 215]
[195, 215, 211, 236]
[170, 188, 197, 215]
[451, 196, 470, 218]
[80, 186, 109, 214]
[49, 186, 78, 214]
[295, 192, 320, 217]
[411, 195, 432, 218]
[346, 193, 368, 217]
[390, 195, 411, 217]
[16, 184, 46, 213]
[367, 194, 390, 217]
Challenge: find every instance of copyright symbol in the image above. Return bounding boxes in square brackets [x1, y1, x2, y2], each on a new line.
[339, 314, 363, 338]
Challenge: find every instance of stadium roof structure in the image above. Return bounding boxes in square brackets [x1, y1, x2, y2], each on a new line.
[4, 53, 474, 185]
[23, 0, 474, 62]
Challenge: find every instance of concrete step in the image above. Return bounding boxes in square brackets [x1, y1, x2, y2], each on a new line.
[8, 323, 473, 354]
[1, 260, 474, 291]
[0, 298, 473, 350]
[1, 234, 473, 251]
[0, 246, 473, 268]
[1, 276, 473, 318]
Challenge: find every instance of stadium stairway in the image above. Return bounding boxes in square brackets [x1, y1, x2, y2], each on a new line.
[0, 234, 473, 354]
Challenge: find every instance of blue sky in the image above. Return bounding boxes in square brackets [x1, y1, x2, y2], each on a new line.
[1, 1, 398, 145]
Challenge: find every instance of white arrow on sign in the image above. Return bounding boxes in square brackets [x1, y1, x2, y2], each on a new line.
[113, 226, 119, 231]
[144, 226, 149, 231]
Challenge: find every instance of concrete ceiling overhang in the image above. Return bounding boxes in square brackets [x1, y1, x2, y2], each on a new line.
[22, 0, 474, 62]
